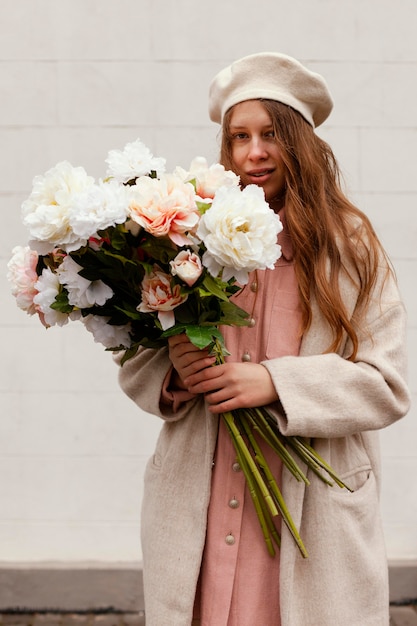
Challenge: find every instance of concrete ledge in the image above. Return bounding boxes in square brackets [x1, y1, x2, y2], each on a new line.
[0, 561, 414, 611]
[389, 561, 417, 604]
[0, 563, 144, 612]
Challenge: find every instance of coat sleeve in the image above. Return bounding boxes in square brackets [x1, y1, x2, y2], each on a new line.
[261, 270, 410, 439]
[114, 345, 201, 422]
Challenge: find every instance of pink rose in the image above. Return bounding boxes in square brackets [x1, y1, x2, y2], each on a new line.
[138, 265, 188, 330]
[128, 174, 199, 246]
[170, 250, 203, 287]
[174, 157, 240, 200]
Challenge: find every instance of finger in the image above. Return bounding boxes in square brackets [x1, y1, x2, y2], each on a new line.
[184, 364, 224, 392]
[168, 332, 190, 345]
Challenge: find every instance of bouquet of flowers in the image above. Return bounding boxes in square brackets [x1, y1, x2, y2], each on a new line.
[8, 138, 350, 557]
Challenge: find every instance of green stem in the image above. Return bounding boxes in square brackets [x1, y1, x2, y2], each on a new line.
[222, 411, 278, 517]
[237, 411, 308, 558]
[208, 335, 350, 559]
[247, 407, 309, 483]
[233, 439, 277, 557]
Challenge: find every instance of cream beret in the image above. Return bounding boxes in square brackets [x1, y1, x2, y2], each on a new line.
[208, 52, 333, 128]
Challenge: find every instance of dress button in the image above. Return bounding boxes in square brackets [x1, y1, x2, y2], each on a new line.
[250, 281, 258, 293]
[232, 462, 241, 472]
[225, 533, 235, 545]
[242, 352, 251, 362]
[229, 498, 239, 509]
[248, 317, 256, 327]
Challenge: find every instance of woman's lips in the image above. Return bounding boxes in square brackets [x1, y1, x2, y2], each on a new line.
[245, 169, 274, 184]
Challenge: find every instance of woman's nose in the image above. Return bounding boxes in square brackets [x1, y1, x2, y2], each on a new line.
[248, 138, 268, 160]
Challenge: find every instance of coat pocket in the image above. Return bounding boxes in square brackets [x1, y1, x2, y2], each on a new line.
[328, 463, 375, 506]
[265, 290, 303, 359]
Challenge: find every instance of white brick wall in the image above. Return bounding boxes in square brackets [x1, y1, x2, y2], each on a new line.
[1, 0, 416, 566]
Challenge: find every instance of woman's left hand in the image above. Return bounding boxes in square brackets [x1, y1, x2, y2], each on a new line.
[183, 361, 279, 413]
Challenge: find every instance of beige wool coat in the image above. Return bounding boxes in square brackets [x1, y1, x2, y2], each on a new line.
[116, 258, 410, 626]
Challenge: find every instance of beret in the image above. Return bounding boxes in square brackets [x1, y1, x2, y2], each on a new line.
[208, 52, 333, 128]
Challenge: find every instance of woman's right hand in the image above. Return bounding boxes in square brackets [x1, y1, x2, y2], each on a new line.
[168, 334, 216, 391]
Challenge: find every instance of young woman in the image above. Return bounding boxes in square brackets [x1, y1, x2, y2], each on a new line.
[116, 53, 410, 625]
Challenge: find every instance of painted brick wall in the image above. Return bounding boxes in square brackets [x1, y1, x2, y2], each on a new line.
[1, 0, 416, 565]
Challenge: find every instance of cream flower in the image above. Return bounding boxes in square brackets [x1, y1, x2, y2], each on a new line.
[138, 265, 188, 330]
[105, 138, 166, 184]
[33, 268, 70, 327]
[170, 250, 203, 287]
[57, 255, 114, 308]
[82, 314, 132, 349]
[174, 157, 240, 200]
[196, 184, 283, 284]
[128, 174, 199, 246]
[22, 161, 96, 254]
[7, 245, 39, 314]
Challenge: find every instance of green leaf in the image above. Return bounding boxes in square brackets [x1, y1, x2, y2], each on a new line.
[219, 301, 250, 326]
[185, 325, 224, 349]
[196, 200, 212, 215]
[140, 235, 177, 265]
[201, 274, 234, 302]
[50, 290, 73, 313]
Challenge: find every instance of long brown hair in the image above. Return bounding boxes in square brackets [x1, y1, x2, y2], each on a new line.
[220, 99, 392, 360]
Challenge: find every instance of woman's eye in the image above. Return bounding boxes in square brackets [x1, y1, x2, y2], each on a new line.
[265, 130, 275, 138]
[232, 133, 248, 140]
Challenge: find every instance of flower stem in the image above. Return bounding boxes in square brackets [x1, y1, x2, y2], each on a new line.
[210, 335, 350, 559]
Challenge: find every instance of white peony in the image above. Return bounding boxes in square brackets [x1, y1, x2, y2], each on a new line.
[196, 185, 283, 284]
[7, 245, 39, 314]
[174, 157, 240, 200]
[22, 161, 96, 254]
[57, 255, 114, 308]
[68, 180, 130, 240]
[82, 314, 132, 349]
[33, 268, 70, 327]
[105, 138, 166, 184]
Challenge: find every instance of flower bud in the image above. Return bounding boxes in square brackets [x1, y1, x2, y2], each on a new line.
[170, 250, 203, 287]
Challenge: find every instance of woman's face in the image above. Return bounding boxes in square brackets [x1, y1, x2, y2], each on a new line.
[228, 100, 286, 209]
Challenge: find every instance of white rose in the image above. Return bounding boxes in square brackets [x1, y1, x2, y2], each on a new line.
[33, 268, 70, 327]
[69, 180, 129, 240]
[196, 185, 283, 284]
[174, 157, 240, 200]
[82, 314, 132, 349]
[57, 255, 114, 308]
[22, 161, 95, 254]
[105, 138, 166, 184]
[170, 250, 203, 287]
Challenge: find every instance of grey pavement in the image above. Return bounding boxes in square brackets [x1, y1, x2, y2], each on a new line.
[0, 606, 415, 625]
[0, 613, 145, 626]
[390, 604, 417, 626]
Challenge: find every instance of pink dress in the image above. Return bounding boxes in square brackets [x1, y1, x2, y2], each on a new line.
[195, 218, 302, 626]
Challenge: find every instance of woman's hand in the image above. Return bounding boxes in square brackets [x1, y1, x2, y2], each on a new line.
[183, 360, 279, 413]
[168, 334, 216, 390]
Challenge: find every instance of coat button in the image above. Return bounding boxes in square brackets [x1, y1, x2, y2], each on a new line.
[225, 533, 235, 545]
[232, 462, 241, 472]
[229, 498, 239, 509]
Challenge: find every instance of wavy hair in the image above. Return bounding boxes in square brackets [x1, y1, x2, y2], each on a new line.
[220, 99, 392, 360]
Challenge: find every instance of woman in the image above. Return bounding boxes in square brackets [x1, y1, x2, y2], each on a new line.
[116, 53, 410, 625]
